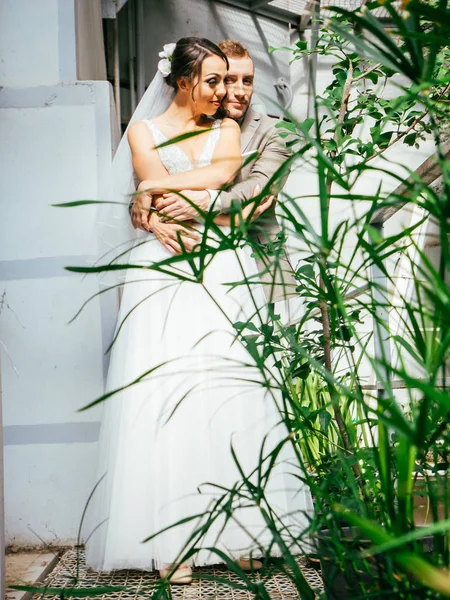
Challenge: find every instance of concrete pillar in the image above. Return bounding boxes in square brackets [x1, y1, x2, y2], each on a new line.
[0, 0, 118, 551]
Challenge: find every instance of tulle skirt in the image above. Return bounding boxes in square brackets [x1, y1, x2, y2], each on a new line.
[85, 227, 312, 572]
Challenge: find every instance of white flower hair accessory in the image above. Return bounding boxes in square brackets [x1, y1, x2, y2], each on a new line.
[158, 43, 176, 78]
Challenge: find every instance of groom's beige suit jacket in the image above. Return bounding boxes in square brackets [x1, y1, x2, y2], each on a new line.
[219, 107, 297, 303]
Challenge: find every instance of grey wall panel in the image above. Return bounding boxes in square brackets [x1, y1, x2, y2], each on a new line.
[4, 422, 101, 446]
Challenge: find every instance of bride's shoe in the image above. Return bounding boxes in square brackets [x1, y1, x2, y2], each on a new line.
[159, 564, 193, 584]
[236, 556, 263, 572]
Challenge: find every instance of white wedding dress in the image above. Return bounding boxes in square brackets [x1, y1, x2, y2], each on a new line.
[85, 118, 312, 572]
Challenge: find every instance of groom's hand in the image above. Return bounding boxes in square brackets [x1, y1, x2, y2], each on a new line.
[241, 185, 274, 223]
[154, 190, 212, 221]
[149, 213, 200, 255]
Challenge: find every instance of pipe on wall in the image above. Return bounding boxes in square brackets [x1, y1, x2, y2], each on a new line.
[135, 0, 146, 101]
[113, 0, 121, 130]
[128, 0, 137, 113]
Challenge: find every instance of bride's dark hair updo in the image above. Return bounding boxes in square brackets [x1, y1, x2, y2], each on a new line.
[165, 37, 229, 92]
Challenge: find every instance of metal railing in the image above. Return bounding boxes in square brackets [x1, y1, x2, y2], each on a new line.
[288, 138, 449, 395]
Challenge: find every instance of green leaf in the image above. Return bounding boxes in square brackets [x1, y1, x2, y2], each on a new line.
[404, 132, 417, 146]
[156, 128, 211, 148]
[334, 507, 450, 597]
[366, 225, 383, 244]
[377, 130, 394, 149]
[233, 321, 258, 332]
[296, 264, 315, 280]
[260, 323, 274, 338]
[318, 409, 332, 431]
[328, 15, 416, 80]
[323, 138, 337, 151]
[275, 120, 297, 134]
[52, 200, 125, 208]
[408, 2, 450, 31]
[292, 363, 311, 380]
[396, 436, 417, 526]
[365, 71, 379, 84]
[300, 117, 315, 134]
[243, 335, 262, 365]
[370, 124, 381, 140]
[9, 585, 127, 597]
[268, 45, 292, 54]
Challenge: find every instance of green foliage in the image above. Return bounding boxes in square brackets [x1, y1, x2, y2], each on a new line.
[42, 1, 450, 599]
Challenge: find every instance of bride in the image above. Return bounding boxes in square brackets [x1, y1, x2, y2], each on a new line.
[86, 37, 311, 584]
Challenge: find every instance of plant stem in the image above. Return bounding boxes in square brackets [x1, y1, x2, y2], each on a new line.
[353, 62, 382, 83]
[365, 83, 450, 164]
[320, 60, 366, 489]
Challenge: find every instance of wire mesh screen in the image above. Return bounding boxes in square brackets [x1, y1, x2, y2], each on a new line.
[268, 0, 393, 19]
[269, 0, 361, 9]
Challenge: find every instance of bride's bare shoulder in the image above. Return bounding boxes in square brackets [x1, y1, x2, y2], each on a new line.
[127, 120, 155, 150]
[219, 117, 239, 133]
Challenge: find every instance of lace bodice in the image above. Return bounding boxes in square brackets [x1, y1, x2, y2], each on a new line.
[144, 119, 222, 175]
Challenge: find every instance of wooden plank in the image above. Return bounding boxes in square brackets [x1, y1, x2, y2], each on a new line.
[361, 378, 450, 390]
[75, 0, 107, 81]
[371, 139, 450, 225]
[251, 0, 272, 8]
[299, 0, 317, 32]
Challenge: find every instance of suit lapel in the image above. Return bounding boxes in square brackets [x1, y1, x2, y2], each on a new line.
[240, 107, 262, 153]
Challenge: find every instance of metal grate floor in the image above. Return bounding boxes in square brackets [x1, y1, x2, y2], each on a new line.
[30, 549, 323, 599]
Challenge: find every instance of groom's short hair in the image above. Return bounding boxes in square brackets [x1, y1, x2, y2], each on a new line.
[218, 40, 252, 60]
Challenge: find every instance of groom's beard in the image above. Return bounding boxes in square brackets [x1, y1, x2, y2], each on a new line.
[223, 99, 250, 121]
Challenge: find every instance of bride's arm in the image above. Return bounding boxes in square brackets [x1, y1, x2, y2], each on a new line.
[129, 118, 241, 192]
[127, 121, 171, 183]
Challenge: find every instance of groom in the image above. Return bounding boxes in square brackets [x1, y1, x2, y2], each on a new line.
[131, 40, 295, 302]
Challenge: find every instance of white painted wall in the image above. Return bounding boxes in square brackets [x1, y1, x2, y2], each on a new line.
[0, 0, 76, 86]
[0, 0, 117, 546]
[283, 48, 437, 386]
